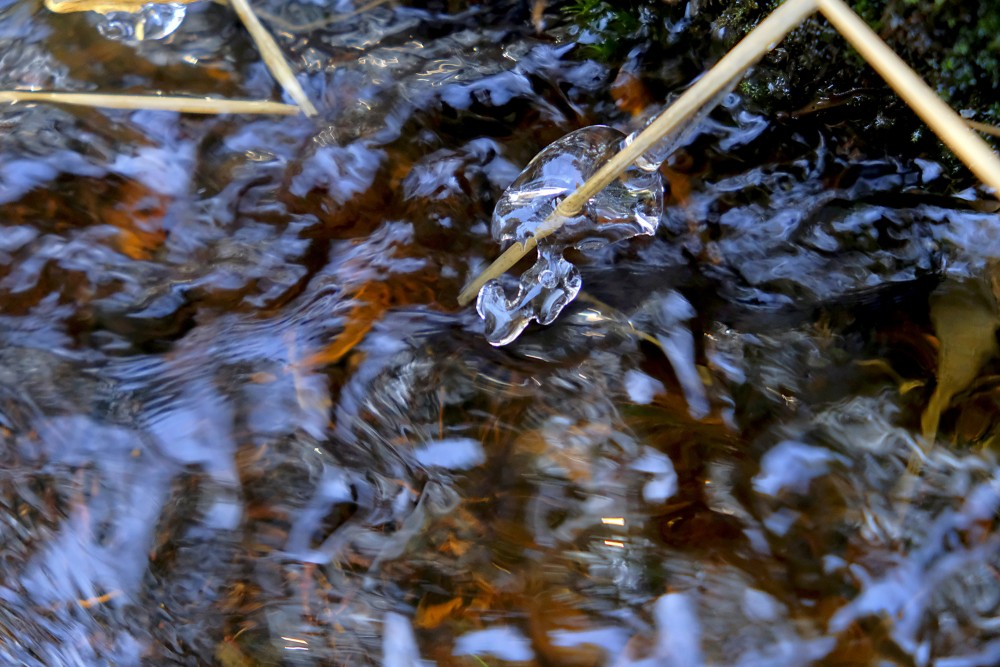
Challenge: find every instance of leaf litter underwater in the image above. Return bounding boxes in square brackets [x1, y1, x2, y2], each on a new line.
[1, 0, 1000, 665]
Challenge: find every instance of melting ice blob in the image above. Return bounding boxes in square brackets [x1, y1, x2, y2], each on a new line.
[477, 126, 664, 345]
[97, 3, 188, 43]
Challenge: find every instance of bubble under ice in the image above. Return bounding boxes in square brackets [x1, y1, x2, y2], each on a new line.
[476, 125, 664, 345]
[96, 3, 187, 43]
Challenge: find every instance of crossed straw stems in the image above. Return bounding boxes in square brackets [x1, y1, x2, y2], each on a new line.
[456, 0, 1000, 306]
[0, 0, 311, 116]
[2, 0, 996, 290]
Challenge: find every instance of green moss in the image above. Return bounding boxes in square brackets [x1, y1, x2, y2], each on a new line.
[562, 0, 651, 62]
[560, 0, 1000, 130]
[711, 0, 782, 48]
[809, 1, 1000, 122]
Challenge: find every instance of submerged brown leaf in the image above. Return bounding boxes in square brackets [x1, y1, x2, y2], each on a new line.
[105, 181, 168, 260]
[414, 597, 464, 630]
[215, 638, 255, 667]
[296, 284, 389, 370]
[610, 70, 654, 117]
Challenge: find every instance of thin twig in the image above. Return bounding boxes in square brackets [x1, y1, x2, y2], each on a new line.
[966, 119, 1000, 139]
[817, 0, 1000, 193]
[460, 0, 1000, 308]
[458, 234, 538, 306]
[0, 90, 300, 114]
[44, 0, 201, 14]
[553, 0, 820, 222]
[457, 0, 820, 306]
[228, 0, 318, 116]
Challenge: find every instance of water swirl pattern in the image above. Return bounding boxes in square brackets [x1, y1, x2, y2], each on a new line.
[2, 0, 1000, 664]
[477, 125, 664, 345]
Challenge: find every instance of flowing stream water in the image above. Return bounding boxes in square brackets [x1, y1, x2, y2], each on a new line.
[1, 0, 999, 665]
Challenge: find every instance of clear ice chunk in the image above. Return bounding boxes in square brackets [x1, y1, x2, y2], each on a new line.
[97, 3, 187, 43]
[477, 125, 664, 345]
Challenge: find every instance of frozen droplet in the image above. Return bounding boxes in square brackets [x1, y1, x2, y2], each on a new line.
[477, 252, 581, 345]
[97, 3, 187, 43]
[477, 125, 663, 345]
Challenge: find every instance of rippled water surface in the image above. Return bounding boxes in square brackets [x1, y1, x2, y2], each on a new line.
[1, 0, 1000, 665]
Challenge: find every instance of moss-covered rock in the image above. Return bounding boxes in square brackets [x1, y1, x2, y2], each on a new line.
[559, 0, 998, 164]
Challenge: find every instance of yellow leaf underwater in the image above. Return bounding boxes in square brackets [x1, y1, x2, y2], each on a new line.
[921, 273, 1000, 446]
[414, 597, 464, 630]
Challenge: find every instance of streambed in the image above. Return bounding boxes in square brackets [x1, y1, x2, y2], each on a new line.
[0, 0, 999, 665]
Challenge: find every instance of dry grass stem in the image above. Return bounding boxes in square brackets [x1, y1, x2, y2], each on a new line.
[0, 90, 300, 114]
[457, 0, 819, 306]
[228, 0, 318, 116]
[817, 0, 1000, 193]
[549, 0, 819, 222]
[967, 119, 1000, 139]
[457, 237, 539, 306]
[44, 0, 202, 14]
[460, 0, 1000, 308]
